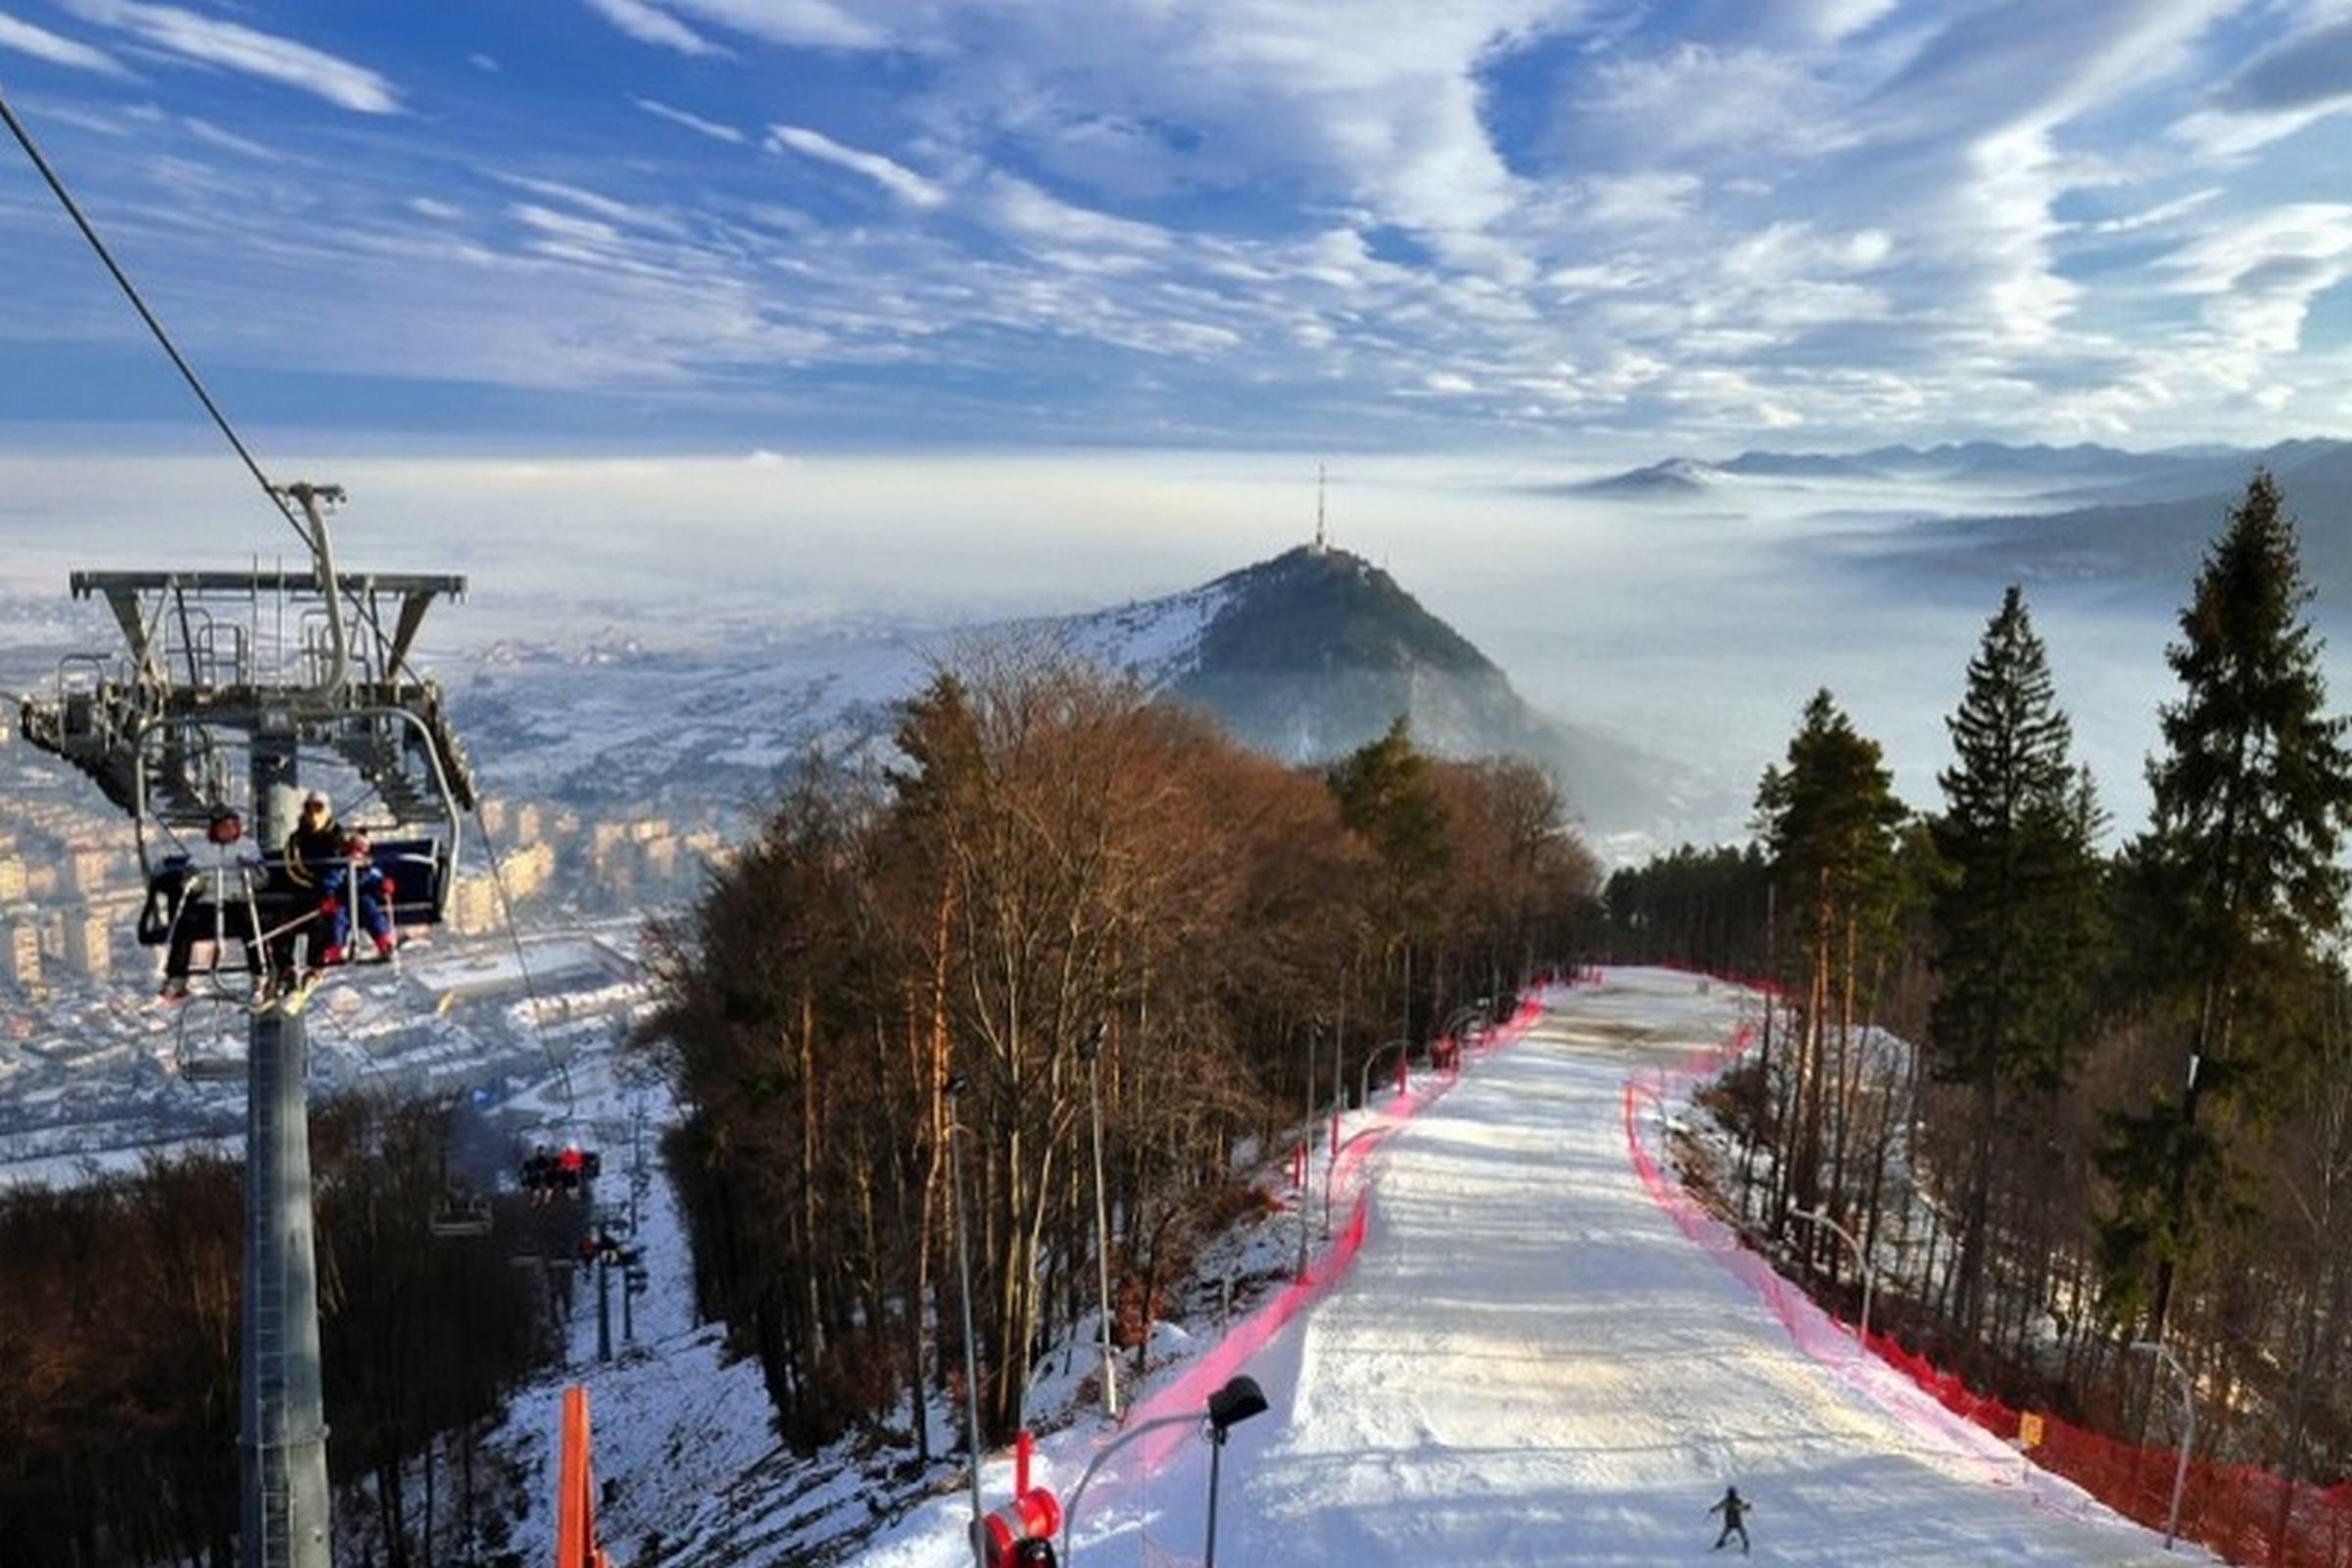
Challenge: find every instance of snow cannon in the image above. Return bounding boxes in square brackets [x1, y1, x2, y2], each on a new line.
[980, 1488, 1061, 1567]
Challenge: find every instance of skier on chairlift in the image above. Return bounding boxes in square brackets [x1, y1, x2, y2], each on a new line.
[152, 805, 268, 1004]
[284, 791, 392, 970]
[524, 1144, 557, 1206]
[324, 823, 396, 965]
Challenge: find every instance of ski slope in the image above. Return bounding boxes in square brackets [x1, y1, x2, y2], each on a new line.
[866, 969, 2188, 1568]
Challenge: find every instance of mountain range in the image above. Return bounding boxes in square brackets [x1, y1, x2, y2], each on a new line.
[1576, 436, 2352, 510]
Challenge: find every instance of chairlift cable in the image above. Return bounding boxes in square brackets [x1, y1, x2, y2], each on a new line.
[467, 797, 576, 1125]
[0, 81, 310, 553]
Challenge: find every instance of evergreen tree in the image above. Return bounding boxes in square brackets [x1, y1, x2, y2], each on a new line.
[1754, 690, 1906, 1224]
[2099, 470, 2352, 1339]
[1930, 585, 2102, 1334]
[1329, 715, 1452, 1034]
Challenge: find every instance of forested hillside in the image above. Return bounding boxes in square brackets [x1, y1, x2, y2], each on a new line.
[645, 650, 1602, 1451]
[1604, 470, 2352, 1497]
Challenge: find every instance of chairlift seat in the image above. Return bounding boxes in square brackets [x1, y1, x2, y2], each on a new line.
[136, 838, 451, 950]
[182, 1053, 251, 1082]
[429, 1197, 494, 1239]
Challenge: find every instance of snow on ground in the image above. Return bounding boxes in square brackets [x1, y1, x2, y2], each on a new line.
[854, 969, 2188, 1568]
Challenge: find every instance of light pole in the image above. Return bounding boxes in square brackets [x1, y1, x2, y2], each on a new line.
[1327, 971, 1346, 1242]
[1203, 1375, 1271, 1567]
[1789, 1205, 1874, 1347]
[1440, 1004, 1482, 1070]
[945, 1071, 988, 1568]
[2131, 1340, 2194, 1550]
[1079, 1022, 1119, 1421]
[1298, 1020, 1319, 1282]
[1358, 1037, 1411, 1108]
[1059, 1374, 1270, 1567]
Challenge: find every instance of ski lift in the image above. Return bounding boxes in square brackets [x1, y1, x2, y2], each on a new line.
[518, 1134, 603, 1203]
[22, 492, 477, 1013]
[429, 1188, 495, 1239]
[175, 994, 252, 1081]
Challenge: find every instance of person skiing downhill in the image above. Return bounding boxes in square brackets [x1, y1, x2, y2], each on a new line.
[1709, 1486, 1751, 1554]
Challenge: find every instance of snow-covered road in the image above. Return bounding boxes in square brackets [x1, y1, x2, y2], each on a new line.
[1053, 969, 2181, 1567]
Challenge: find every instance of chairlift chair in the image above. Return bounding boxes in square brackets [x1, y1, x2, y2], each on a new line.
[23, 557, 477, 1010]
[428, 1189, 495, 1239]
[176, 995, 251, 1081]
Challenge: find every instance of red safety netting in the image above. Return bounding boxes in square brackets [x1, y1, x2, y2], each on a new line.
[1123, 987, 1552, 1472]
[1623, 966, 2352, 1568]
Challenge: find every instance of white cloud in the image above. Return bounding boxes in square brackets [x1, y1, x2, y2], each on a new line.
[578, 0, 721, 56]
[766, 124, 947, 208]
[494, 173, 688, 236]
[180, 115, 274, 160]
[632, 95, 747, 144]
[1573, 172, 1704, 228]
[661, 0, 884, 49]
[0, 7, 129, 74]
[2083, 187, 2223, 234]
[409, 196, 464, 220]
[986, 174, 1167, 251]
[57, 0, 399, 113]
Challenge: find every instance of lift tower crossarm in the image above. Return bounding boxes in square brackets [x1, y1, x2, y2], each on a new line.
[71, 569, 468, 597]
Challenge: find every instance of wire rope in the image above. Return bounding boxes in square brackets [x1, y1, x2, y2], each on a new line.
[467, 798, 577, 1128]
[0, 79, 310, 553]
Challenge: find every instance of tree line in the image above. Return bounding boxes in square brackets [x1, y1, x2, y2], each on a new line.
[644, 649, 1602, 1453]
[1606, 469, 2352, 1490]
[0, 1095, 558, 1568]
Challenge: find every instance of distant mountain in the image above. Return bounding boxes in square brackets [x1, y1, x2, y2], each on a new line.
[1723, 441, 2172, 488]
[1577, 437, 2352, 512]
[1568, 457, 1728, 497]
[1910, 442, 2352, 603]
[1054, 545, 1680, 831]
[460, 545, 1685, 838]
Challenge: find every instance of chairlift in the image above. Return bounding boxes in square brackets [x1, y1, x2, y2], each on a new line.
[23, 542, 477, 1013]
[428, 1188, 495, 1239]
[518, 1135, 603, 1202]
[175, 994, 250, 1081]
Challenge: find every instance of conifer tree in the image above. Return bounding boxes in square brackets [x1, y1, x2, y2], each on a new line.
[1930, 585, 2101, 1333]
[1330, 715, 1452, 1033]
[2099, 470, 2352, 1340]
[1754, 690, 1906, 1225]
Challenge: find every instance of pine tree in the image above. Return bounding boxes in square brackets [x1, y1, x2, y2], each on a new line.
[1754, 690, 1906, 1227]
[1930, 585, 2102, 1334]
[1329, 715, 1452, 1035]
[2099, 470, 2352, 1340]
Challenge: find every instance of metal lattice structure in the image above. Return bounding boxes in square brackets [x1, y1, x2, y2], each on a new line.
[17, 484, 473, 1568]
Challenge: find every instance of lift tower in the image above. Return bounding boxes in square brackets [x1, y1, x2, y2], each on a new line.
[18, 483, 475, 1568]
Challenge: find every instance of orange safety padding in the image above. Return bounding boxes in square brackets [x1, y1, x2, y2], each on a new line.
[556, 1385, 611, 1568]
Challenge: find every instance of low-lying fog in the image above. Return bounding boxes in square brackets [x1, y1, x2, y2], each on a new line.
[2, 443, 2301, 853]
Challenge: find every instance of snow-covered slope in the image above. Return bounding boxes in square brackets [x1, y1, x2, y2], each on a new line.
[854, 971, 2184, 1568]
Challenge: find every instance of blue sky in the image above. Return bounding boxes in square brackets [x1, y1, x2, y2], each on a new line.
[1, 0, 2349, 456]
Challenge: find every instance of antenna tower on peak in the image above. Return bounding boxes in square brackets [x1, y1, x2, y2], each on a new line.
[1313, 463, 1329, 554]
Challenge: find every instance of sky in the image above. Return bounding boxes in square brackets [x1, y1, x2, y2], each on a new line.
[3, 1, 2347, 849]
[0, 0, 2348, 457]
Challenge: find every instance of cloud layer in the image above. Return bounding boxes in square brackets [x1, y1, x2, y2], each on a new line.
[0, 0, 2344, 450]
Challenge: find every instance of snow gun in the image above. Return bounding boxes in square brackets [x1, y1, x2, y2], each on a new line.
[980, 1431, 1062, 1567]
